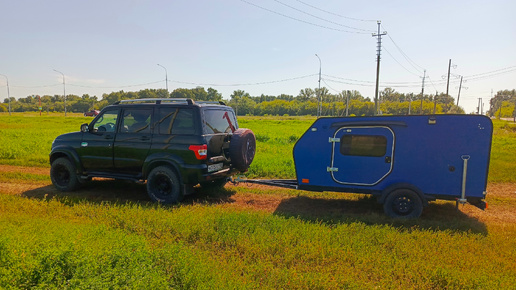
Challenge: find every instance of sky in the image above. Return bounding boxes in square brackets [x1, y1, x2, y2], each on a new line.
[1, 0, 515, 114]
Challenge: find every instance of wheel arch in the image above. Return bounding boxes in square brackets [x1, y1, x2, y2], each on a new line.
[142, 156, 183, 183]
[378, 182, 428, 206]
[49, 147, 83, 173]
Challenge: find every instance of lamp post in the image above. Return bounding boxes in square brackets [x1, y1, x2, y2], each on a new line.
[157, 64, 168, 96]
[0, 74, 10, 116]
[315, 54, 321, 118]
[53, 69, 66, 116]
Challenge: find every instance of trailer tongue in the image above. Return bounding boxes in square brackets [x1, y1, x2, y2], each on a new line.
[234, 115, 492, 219]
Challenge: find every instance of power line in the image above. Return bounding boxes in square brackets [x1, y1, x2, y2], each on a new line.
[172, 74, 319, 87]
[68, 80, 164, 89]
[272, 0, 374, 32]
[381, 24, 425, 73]
[383, 45, 422, 77]
[294, 0, 377, 22]
[239, 0, 371, 34]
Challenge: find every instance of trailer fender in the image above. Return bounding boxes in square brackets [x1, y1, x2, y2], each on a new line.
[378, 183, 428, 207]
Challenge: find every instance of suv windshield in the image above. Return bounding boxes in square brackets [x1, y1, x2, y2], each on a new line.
[203, 109, 237, 134]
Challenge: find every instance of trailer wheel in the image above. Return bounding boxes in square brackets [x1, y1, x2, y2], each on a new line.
[383, 189, 423, 218]
[229, 128, 256, 172]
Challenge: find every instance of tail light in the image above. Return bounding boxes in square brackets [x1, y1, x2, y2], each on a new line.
[189, 144, 207, 160]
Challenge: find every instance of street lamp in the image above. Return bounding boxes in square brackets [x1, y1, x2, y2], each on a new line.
[157, 64, 168, 96]
[0, 74, 11, 116]
[53, 69, 66, 116]
[315, 54, 322, 118]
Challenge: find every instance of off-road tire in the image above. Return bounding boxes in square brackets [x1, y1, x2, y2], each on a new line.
[50, 157, 79, 192]
[383, 189, 423, 218]
[229, 128, 256, 172]
[147, 166, 183, 204]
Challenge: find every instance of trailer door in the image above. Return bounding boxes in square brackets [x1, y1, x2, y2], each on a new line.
[330, 126, 394, 186]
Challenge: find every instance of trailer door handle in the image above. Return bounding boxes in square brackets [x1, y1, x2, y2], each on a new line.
[385, 156, 391, 163]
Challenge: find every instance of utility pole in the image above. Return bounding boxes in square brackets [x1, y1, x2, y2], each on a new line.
[477, 98, 482, 114]
[408, 94, 412, 115]
[315, 54, 322, 118]
[0, 74, 10, 116]
[445, 59, 452, 103]
[372, 21, 386, 116]
[433, 91, 438, 114]
[456, 76, 463, 107]
[346, 92, 350, 116]
[53, 69, 66, 117]
[420, 70, 426, 114]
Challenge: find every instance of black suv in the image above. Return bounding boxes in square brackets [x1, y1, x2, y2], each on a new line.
[50, 98, 256, 203]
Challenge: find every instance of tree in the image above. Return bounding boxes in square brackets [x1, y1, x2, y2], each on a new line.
[206, 87, 222, 101]
[297, 88, 315, 101]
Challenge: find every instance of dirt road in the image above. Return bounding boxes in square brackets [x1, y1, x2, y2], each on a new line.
[1, 164, 515, 226]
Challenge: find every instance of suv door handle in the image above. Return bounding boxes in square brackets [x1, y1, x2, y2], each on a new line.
[104, 134, 113, 140]
[140, 136, 150, 141]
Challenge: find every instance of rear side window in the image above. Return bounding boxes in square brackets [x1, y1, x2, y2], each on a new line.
[121, 108, 152, 133]
[158, 108, 196, 135]
[340, 135, 387, 157]
[203, 109, 237, 134]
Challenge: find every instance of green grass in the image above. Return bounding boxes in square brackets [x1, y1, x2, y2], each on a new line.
[1, 113, 514, 182]
[489, 120, 516, 182]
[0, 194, 514, 289]
[0, 113, 516, 288]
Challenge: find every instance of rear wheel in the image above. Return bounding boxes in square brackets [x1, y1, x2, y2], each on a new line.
[147, 166, 183, 204]
[383, 189, 423, 218]
[50, 157, 79, 192]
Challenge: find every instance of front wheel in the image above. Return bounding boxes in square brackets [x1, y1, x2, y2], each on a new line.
[50, 157, 79, 192]
[146, 166, 183, 204]
[383, 189, 423, 218]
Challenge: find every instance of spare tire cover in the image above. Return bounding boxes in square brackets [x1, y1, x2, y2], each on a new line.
[229, 128, 256, 172]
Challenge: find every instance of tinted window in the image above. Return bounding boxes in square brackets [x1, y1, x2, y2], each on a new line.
[340, 135, 387, 157]
[121, 108, 152, 133]
[203, 109, 237, 134]
[158, 108, 195, 135]
[92, 109, 119, 133]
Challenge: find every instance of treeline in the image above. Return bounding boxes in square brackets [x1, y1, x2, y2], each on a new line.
[488, 89, 516, 118]
[2, 86, 513, 116]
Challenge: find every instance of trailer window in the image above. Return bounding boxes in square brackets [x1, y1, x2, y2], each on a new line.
[340, 135, 387, 157]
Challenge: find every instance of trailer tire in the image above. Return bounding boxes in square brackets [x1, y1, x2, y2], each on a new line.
[229, 128, 256, 172]
[383, 189, 423, 218]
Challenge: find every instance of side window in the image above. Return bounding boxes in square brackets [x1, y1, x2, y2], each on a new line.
[340, 135, 387, 157]
[121, 108, 152, 133]
[92, 109, 119, 133]
[204, 109, 237, 134]
[158, 108, 195, 135]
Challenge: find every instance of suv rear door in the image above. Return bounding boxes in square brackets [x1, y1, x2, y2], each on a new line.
[113, 107, 153, 174]
[202, 108, 236, 170]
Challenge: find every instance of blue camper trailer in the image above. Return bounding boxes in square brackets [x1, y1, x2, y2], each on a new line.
[243, 115, 492, 218]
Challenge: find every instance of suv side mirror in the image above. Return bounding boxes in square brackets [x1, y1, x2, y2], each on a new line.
[80, 123, 89, 133]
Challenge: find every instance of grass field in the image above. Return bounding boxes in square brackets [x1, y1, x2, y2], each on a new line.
[0, 113, 515, 288]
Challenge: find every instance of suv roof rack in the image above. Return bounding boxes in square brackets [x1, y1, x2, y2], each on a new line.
[114, 98, 226, 106]
[116, 98, 194, 105]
